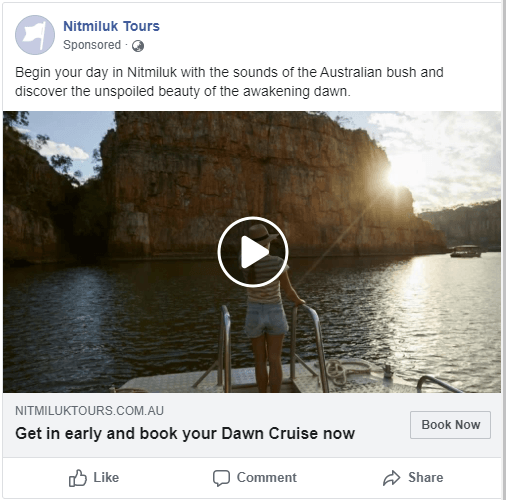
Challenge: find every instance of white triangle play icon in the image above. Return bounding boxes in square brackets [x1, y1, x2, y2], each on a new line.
[241, 236, 269, 268]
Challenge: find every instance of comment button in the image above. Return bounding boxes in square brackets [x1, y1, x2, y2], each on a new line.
[213, 470, 230, 487]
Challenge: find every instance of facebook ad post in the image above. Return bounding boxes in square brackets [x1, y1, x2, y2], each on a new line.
[1, 1, 503, 499]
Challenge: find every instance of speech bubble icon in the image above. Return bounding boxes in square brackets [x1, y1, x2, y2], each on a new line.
[213, 470, 230, 487]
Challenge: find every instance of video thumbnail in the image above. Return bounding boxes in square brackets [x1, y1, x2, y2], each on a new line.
[3, 111, 501, 394]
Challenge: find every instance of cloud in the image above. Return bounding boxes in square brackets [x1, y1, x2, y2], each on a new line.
[368, 112, 501, 210]
[14, 127, 31, 134]
[39, 140, 90, 161]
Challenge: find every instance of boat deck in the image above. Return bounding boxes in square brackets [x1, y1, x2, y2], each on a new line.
[119, 360, 417, 394]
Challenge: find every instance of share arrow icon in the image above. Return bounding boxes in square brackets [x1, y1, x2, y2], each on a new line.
[383, 470, 401, 486]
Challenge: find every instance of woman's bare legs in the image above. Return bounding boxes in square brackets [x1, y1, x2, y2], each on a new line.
[266, 334, 285, 393]
[251, 335, 268, 393]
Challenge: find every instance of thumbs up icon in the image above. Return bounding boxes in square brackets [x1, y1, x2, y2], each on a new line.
[69, 470, 87, 487]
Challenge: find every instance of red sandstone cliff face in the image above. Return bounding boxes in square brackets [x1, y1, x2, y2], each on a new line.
[3, 130, 72, 263]
[101, 112, 446, 258]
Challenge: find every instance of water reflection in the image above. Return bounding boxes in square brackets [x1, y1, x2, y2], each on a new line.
[3, 254, 501, 393]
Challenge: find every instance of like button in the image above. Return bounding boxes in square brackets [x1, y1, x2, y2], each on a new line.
[69, 470, 87, 487]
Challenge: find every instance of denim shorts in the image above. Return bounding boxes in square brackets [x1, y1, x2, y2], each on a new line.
[244, 302, 288, 339]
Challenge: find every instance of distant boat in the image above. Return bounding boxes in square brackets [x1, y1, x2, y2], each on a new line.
[450, 245, 482, 258]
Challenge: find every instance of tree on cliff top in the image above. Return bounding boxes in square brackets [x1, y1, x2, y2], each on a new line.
[3, 111, 29, 128]
[91, 148, 103, 177]
[3, 111, 30, 143]
[334, 114, 353, 128]
[307, 111, 354, 128]
[50, 155, 82, 186]
[3, 111, 83, 186]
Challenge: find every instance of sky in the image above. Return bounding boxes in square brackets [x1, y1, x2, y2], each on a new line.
[18, 111, 115, 181]
[328, 111, 501, 212]
[19, 111, 501, 212]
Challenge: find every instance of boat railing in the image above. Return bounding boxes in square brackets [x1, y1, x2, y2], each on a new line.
[416, 375, 464, 393]
[290, 304, 330, 393]
[192, 305, 232, 392]
[194, 304, 329, 393]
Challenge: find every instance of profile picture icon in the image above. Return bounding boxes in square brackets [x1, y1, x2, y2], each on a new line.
[16, 15, 55, 55]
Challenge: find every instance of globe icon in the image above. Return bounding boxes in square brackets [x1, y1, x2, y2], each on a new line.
[132, 40, 144, 52]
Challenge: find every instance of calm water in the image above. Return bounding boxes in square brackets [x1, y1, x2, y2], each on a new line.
[3, 253, 502, 393]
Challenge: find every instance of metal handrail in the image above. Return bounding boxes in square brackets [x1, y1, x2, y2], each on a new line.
[417, 375, 464, 393]
[291, 304, 329, 393]
[192, 305, 232, 392]
[222, 306, 232, 393]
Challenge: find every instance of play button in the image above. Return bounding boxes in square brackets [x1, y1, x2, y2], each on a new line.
[241, 236, 269, 268]
[218, 217, 289, 288]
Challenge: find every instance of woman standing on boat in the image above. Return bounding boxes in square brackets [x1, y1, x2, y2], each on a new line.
[243, 224, 305, 393]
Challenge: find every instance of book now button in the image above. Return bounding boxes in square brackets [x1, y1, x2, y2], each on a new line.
[410, 412, 491, 439]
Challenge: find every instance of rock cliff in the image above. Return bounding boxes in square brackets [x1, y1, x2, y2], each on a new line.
[419, 201, 501, 249]
[3, 129, 72, 263]
[100, 111, 446, 258]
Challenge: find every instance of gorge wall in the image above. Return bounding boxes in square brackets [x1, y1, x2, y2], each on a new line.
[101, 111, 446, 258]
[3, 130, 72, 263]
[419, 201, 501, 249]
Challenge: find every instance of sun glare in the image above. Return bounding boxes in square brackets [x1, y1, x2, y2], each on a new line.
[388, 154, 428, 189]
